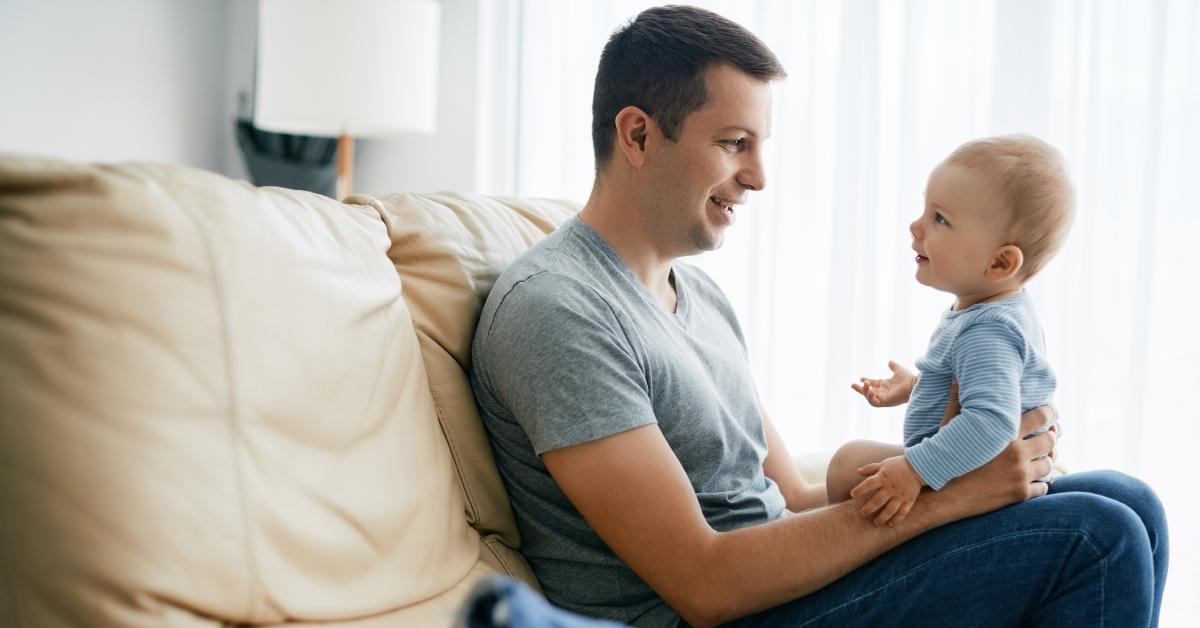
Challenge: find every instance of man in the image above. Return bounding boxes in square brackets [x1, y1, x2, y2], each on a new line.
[470, 6, 1167, 627]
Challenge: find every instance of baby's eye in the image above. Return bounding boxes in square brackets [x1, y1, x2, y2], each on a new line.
[934, 212, 950, 226]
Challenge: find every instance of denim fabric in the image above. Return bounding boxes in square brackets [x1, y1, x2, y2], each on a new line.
[723, 470, 1168, 627]
[459, 574, 630, 628]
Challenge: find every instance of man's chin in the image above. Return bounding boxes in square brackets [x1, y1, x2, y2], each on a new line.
[699, 233, 725, 254]
[682, 226, 724, 256]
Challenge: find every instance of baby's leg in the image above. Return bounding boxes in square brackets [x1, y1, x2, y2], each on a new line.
[826, 440, 905, 503]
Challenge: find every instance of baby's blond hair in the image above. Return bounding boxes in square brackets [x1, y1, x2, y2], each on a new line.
[945, 135, 1075, 280]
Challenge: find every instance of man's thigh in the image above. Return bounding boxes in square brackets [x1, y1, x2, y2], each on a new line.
[723, 491, 1145, 628]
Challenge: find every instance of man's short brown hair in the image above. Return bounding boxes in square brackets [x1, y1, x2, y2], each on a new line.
[591, 5, 786, 173]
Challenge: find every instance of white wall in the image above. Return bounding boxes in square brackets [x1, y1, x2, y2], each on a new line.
[1, 0, 490, 196]
[0, 0, 232, 173]
[224, 0, 259, 182]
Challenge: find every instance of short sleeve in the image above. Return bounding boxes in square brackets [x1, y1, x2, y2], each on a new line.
[474, 272, 657, 455]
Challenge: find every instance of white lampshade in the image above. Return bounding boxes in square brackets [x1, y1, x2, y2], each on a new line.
[254, 0, 440, 137]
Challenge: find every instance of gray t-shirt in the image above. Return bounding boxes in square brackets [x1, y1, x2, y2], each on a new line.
[470, 216, 787, 627]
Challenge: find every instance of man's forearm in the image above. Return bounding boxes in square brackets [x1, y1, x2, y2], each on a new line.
[786, 483, 830, 513]
[679, 406, 1058, 626]
[692, 491, 959, 626]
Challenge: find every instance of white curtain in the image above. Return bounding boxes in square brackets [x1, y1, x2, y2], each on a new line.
[498, 1, 1199, 621]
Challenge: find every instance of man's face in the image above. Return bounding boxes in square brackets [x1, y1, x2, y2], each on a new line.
[640, 64, 773, 257]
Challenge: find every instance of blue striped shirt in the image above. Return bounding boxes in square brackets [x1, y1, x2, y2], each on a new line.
[905, 290, 1056, 490]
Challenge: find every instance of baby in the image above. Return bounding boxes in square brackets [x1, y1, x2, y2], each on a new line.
[826, 135, 1075, 526]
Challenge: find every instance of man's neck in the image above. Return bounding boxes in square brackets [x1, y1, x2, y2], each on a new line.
[578, 183, 679, 312]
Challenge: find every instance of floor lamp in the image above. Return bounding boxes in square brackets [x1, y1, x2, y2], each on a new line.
[253, 0, 440, 200]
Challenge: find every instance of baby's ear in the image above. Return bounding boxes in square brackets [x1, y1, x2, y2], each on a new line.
[988, 245, 1024, 281]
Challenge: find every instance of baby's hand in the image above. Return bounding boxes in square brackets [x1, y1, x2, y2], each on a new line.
[850, 455, 925, 526]
[851, 361, 916, 407]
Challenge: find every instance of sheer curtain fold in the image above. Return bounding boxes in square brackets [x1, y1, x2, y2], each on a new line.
[499, 1, 1199, 621]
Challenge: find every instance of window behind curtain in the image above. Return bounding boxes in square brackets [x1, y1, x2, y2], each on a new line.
[497, 1, 1200, 621]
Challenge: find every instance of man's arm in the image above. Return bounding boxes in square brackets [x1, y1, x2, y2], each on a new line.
[542, 408, 1057, 628]
[760, 404, 826, 512]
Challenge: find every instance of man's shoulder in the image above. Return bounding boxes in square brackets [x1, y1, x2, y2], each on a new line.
[488, 266, 609, 321]
[492, 219, 601, 293]
[475, 242, 621, 361]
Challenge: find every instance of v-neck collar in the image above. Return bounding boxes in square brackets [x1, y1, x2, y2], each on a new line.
[567, 217, 690, 324]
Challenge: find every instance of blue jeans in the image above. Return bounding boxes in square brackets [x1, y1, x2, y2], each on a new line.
[723, 470, 1169, 627]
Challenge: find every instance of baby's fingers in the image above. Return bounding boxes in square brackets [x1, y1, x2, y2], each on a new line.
[860, 490, 891, 518]
[889, 501, 914, 526]
[856, 463, 881, 477]
[874, 498, 904, 527]
[849, 475, 880, 498]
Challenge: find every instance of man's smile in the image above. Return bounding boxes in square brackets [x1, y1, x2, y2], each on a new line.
[709, 196, 742, 223]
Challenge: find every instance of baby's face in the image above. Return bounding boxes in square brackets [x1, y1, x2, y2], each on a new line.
[909, 162, 1011, 300]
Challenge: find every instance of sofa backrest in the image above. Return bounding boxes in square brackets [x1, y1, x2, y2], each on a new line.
[0, 156, 496, 626]
[348, 191, 578, 588]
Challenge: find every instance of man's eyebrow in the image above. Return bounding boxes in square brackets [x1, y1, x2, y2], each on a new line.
[717, 126, 767, 138]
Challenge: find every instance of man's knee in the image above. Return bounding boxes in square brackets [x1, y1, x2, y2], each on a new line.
[1020, 492, 1155, 626]
[1045, 492, 1153, 564]
[1067, 470, 1167, 552]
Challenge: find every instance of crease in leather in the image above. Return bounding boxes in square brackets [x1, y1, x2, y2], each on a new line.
[143, 169, 261, 622]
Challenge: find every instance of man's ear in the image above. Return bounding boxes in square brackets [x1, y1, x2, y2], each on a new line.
[613, 106, 653, 169]
[987, 245, 1024, 281]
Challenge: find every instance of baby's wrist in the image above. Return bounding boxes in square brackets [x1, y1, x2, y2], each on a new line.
[902, 455, 927, 487]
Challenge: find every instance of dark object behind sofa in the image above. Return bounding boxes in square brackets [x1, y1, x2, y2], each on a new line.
[235, 118, 338, 197]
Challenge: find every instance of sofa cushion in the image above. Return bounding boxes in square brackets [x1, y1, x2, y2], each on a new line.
[0, 156, 479, 626]
[263, 563, 496, 628]
[349, 192, 577, 588]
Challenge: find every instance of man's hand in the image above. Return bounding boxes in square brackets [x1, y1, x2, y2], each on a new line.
[932, 405, 1059, 519]
[849, 455, 925, 526]
[851, 361, 916, 407]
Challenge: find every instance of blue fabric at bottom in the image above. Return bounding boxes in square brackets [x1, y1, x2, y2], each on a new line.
[459, 574, 629, 628]
[723, 470, 1168, 627]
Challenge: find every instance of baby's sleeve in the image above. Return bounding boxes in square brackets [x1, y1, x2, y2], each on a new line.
[905, 320, 1025, 490]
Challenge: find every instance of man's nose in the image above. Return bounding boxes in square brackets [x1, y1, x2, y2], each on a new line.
[738, 151, 766, 191]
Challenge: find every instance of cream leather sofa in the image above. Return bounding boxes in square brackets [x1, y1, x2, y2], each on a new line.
[0, 154, 582, 627]
[0, 155, 828, 627]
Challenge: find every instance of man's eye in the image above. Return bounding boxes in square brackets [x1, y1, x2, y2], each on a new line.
[934, 212, 950, 226]
[721, 138, 746, 149]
